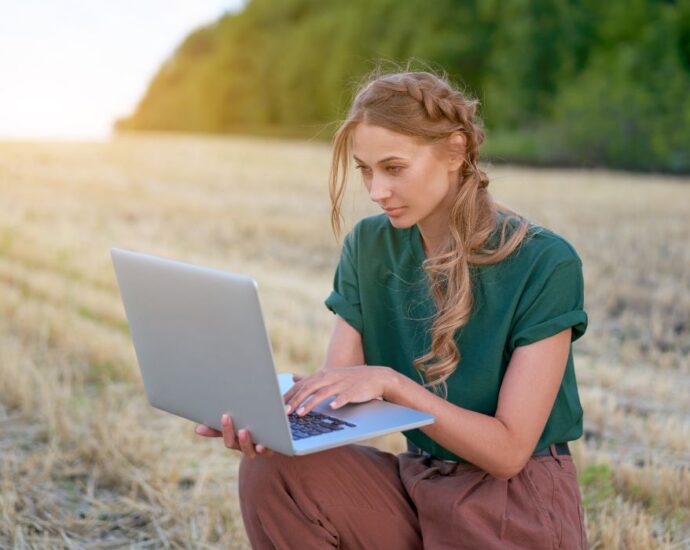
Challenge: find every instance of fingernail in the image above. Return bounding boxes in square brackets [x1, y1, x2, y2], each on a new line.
[285, 404, 291, 414]
[329, 401, 337, 408]
[222, 414, 228, 425]
[297, 406, 305, 415]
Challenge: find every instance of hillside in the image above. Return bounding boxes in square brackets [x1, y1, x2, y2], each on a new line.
[115, 0, 690, 173]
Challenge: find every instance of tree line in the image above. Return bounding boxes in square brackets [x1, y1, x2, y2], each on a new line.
[115, 0, 690, 173]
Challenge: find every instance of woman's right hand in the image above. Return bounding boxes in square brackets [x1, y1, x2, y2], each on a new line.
[194, 414, 277, 458]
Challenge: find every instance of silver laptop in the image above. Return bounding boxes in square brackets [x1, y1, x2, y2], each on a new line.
[110, 248, 434, 456]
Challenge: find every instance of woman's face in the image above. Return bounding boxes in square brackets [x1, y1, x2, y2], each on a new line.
[351, 122, 462, 231]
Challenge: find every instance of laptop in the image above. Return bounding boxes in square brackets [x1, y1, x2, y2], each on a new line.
[110, 248, 435, 456]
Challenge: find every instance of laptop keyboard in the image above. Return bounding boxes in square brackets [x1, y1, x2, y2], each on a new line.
[288, 411, 356, 440]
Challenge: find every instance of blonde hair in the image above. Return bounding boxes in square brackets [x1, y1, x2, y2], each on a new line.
[328, 62, 532, 398]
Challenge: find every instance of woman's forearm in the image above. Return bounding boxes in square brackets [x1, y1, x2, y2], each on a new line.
[383, 368, 521, 479]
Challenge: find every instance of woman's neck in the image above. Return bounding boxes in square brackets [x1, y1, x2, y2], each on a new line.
[418, 221, 451, 258]
[417, 203, 455, 257]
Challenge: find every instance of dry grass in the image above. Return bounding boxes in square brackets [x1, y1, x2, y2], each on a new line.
[0, 132, 688, 548]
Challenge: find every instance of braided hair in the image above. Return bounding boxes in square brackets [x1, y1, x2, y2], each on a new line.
[328, 65, 531, 398]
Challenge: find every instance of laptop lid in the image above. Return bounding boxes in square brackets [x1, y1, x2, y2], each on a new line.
[111, 247, 296, 455]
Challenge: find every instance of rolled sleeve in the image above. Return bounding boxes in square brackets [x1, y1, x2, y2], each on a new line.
[508, 256, 588, 354]
[324, 229, 363, 334]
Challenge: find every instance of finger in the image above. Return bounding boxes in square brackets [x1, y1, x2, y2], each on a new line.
[256, 445, 275, 457]
[329, 392, 350, 409]
[296, 385, 342, 416]
[238, 429, 257, 459]
[255, 444, 274, 456]
[221, 414, 238, 450]
[282, 379, 302, 403]
[282, 383, 301, 406]
[286, 377, 334, 415]
[283, 375, 309, 405]
[195, 424, 222, 437]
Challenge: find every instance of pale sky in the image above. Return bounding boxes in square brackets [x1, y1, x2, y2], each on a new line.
[0, 0, 246, 140]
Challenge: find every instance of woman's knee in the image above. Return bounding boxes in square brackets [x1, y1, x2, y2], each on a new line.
[238, 452, 293, 501]
[238, 453, 334, 501]
[238, 445, 372, 501]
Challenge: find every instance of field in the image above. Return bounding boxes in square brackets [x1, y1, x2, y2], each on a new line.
[0, 132, 688, 549]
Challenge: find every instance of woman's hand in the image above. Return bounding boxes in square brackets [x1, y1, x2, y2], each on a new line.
[194, 414, 277, 458]
[283, 366, 396, 416]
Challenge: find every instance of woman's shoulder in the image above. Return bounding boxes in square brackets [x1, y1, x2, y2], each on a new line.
[482, 216, 585, 303]
[517, 223, 581, 264]
[497, 221, 583, 283]
[484, 211, 582, 276]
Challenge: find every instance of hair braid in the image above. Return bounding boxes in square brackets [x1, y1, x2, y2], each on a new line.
[398, 75, 490, 191]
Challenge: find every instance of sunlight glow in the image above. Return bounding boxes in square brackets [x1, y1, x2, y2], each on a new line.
[0, 0, 245, 140]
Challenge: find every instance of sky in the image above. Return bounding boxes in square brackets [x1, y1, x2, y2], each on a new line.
[0, 0, 246, 140]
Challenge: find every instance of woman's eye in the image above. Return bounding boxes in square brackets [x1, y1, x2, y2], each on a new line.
[355, 165, 402, 175]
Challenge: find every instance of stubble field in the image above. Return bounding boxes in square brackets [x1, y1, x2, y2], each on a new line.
[0, 132, 688, 548]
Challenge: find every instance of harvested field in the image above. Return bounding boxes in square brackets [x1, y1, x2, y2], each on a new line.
[0, 133, 688, 548]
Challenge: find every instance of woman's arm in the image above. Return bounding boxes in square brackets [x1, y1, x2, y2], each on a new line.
[284, 317, 572, 479]
[324, 314, 365, 368]
[384, 327, 572, 480]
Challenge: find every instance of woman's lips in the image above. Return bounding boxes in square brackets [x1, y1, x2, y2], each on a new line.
[384, 207, 405, 216]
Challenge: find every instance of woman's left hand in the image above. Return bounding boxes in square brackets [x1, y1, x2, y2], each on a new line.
[283, 366, 395, 416]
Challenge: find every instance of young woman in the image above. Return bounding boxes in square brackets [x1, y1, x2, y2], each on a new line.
[196, 68, 589, 549]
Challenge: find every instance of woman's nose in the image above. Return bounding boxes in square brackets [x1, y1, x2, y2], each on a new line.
[368, 176, 392, 202]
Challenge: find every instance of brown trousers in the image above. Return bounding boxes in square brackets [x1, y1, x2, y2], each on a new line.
[238, 444, 588, 549]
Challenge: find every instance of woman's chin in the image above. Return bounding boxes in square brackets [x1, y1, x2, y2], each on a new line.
[386, 214, 414, 229]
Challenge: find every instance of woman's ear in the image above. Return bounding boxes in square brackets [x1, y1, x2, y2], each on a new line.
[447, 132, 466, 171]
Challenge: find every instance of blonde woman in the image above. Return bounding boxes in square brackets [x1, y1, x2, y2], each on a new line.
[196, 67, 589, 549]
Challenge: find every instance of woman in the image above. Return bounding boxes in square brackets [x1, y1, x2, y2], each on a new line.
[196, 68, 589, 549]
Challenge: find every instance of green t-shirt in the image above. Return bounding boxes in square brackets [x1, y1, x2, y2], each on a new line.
[324, 211, 588, 463]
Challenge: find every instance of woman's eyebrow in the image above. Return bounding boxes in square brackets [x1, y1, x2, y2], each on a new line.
[353, 155, 406, 165]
